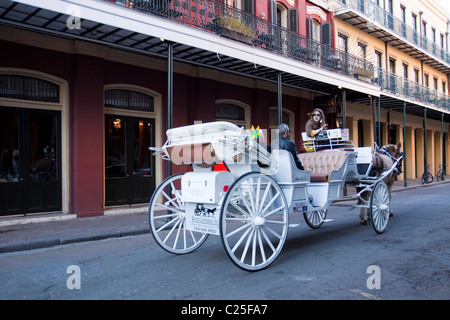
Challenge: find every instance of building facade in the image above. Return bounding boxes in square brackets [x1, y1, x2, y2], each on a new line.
[0, 0, 448, 217]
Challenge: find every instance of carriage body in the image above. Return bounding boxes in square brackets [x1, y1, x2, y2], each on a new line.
[149, 121, 402, 271]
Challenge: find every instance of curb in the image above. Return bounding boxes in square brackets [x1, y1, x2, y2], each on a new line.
[0, 228, 150, 254]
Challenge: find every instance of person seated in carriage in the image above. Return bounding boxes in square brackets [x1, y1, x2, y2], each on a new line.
[304, 108, 329, 152]
[270, 123, 304, 170]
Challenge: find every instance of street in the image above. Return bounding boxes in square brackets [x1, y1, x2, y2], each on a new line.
[0, 183, 449, 301]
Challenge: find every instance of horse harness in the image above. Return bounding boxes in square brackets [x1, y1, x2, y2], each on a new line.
[372, 146, 403, 173]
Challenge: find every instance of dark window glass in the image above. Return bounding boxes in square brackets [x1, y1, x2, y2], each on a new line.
[216, 103, 245, 121]
[0, 75, 59, 103]
[105, 89, 154, 112]
[105, 117, 126, 178]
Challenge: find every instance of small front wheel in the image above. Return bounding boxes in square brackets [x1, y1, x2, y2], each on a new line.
[303, 210, 327, 229]
[220, 172, 289, 271]
[370, 180, 390, 234]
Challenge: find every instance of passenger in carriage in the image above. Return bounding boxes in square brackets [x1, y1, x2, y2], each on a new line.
[305, 108, 328, 138]
[305, 108, 329, 151]
[272, 123, 304, 170]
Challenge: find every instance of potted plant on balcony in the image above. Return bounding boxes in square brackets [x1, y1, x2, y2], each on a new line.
[215, 16, 256, 44]
[353, 68, 373, 83]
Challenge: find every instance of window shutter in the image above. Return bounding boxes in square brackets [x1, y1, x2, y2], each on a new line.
[321, 22, 331, 46]
[271, 0, 277, 25]
[288, 9, 298, 33]
[242, 0, 253, 14]
[308, 16, 313, 39]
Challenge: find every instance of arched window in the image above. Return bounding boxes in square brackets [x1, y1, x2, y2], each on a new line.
[0, 74, 59, 103]
[105, 89, 154, 112]
[215, 100, 250, 127]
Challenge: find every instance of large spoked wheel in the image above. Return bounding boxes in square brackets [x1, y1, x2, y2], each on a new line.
[303, 210, 327, 229]
[149, 174, 208, 254]
[370, 180, 390, 234]
[220, 172, 289, 271]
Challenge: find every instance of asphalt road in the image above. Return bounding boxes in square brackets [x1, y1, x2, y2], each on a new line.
[0, 183, 448, 301]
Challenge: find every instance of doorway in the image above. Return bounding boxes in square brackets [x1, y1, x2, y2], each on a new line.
[105, 115, 156, 206]
[0, 107, 62, 216]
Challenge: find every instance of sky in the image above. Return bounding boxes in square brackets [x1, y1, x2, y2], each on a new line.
[438, 0, 450, 16]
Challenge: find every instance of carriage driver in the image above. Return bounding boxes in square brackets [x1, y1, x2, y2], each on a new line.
[274, 123, 304, 171]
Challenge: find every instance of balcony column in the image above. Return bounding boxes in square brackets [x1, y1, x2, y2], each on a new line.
[370, 96, 374, 145]
[403, 101, 407, 187]
[442, 113, 445, 170]
[277, 72, 282, 125]
[424, 108, 428, 183]
[167, 40, 173, 178]
[342, 88, 346, 128]
[377, 97, 381, 146]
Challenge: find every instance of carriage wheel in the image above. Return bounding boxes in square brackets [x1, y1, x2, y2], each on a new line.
[220, 172, 289, 271]
[370, 180, 390, 234]
[149, 174, 208, 254]
[303, 210, 327, 229]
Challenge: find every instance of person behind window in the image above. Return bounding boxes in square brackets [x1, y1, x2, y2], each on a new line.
[273, 123, 304, 170]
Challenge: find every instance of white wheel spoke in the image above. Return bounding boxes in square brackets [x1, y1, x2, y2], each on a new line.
[238, 188, 255, 217]
[263, 205, 286, 218]
[231, 225, 253, 253]
[163, 217, 181, 244]
[230, 199, 252, 218]
[240, 229, 255, 263]
[156, 216, 179, 233]
[149, 174, 208, 254]
[262, 224, 283, 240]
[257, 229, 267, 264]
[154, 202, 184, 214]
[259, 191, 281, 217]
[260, 228, 276, 253]
[226, 222, 251, 238]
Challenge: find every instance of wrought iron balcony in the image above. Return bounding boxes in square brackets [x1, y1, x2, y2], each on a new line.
[336, 0, 450, 70]
[110, 0, 373, 83]
[376, 68, 450, 110]
[108, 0, 449, 110]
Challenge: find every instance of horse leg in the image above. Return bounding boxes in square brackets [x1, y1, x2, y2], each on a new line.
[387, 180, 394, 217]
[357, 188, 369, 224]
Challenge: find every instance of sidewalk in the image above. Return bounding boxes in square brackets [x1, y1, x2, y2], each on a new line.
[0, 178, 448, 254]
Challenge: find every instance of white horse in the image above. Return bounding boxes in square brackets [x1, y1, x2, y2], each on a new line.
[358, 143, 403, 224]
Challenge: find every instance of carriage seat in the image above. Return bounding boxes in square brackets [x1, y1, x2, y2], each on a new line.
[298, 149, 349, 182]
[271, 149, 309, 184]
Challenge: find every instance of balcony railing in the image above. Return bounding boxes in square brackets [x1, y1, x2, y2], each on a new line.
[107, 0, 449, 110]
[338, 0, 450, 65]
[376, 68, 450, 110]
[110, 0, 373, 81]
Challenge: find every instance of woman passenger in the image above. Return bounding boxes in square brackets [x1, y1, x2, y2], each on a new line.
[305, 108, 328, 138]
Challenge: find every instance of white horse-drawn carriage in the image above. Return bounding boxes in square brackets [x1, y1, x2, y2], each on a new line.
[149, 121, 403, 271]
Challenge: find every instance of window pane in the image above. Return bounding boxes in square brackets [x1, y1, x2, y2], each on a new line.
[0, 110, 19, 182]
[0, 75, 59, 103]
[105, 117, 125, 178]
[132, 120, 152, 177]
[216, 103, 245, 121]
[269, 109, 290, 127]
[29, 113, 58, 181]
[105, 89, 154, 112]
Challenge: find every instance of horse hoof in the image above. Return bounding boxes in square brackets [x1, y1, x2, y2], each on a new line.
[360, 220, 367, 225]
